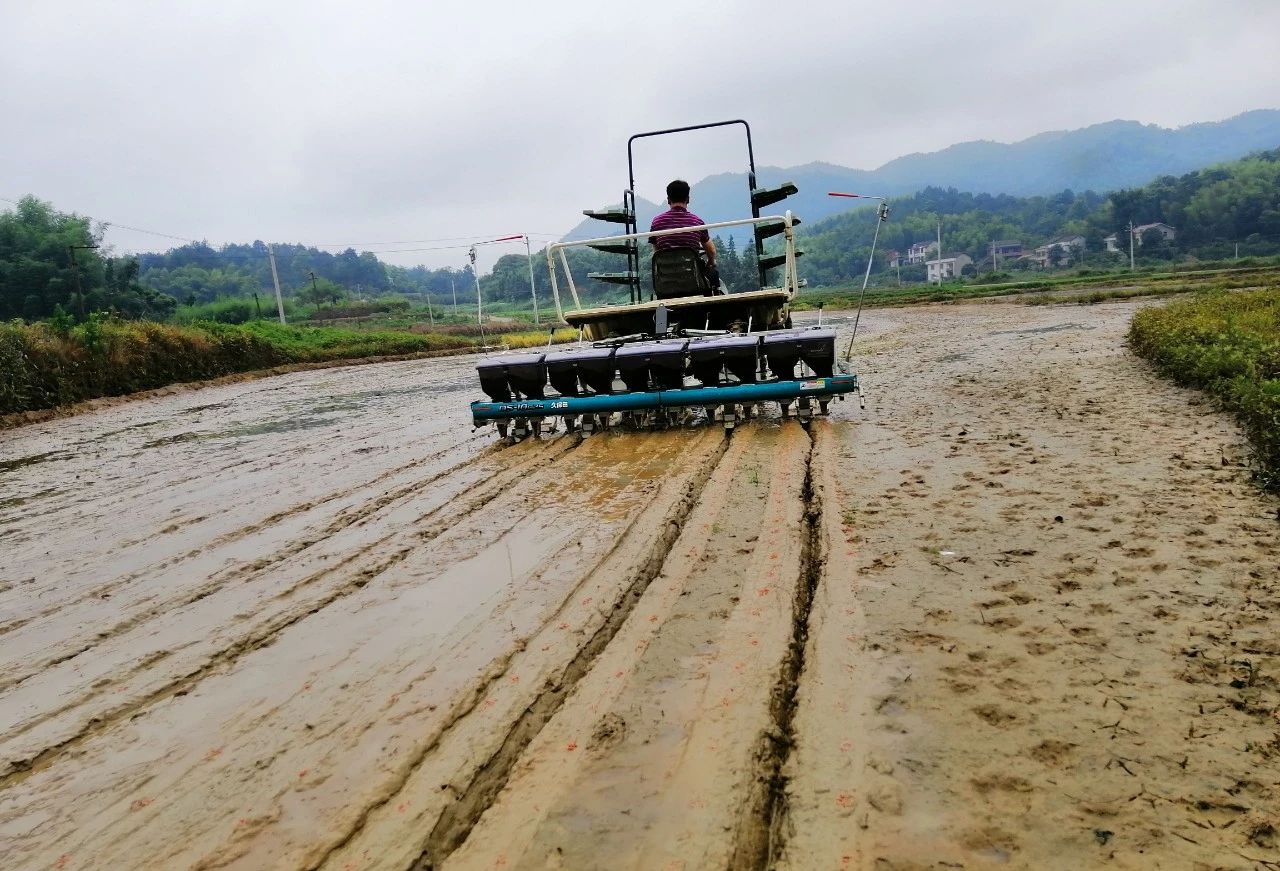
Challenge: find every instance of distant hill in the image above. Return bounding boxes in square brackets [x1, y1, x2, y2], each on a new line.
[563, 110, 1280, 243]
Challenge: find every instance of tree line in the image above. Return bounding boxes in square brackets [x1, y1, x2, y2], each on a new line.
[5, 147, 1279, 324]
[794, 148, 1280, 286]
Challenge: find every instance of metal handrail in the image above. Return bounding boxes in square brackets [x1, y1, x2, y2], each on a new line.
[545, 212, 799, 320]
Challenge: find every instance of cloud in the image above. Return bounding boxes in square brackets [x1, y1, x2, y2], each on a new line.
[3, 0, 1278, 270]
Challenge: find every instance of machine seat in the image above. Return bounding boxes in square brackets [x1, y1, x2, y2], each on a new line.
[651, 248, 712, 299]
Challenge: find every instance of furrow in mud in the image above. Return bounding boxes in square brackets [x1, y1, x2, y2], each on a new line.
[304, 431, 734, 871]
[435, 424, 814, 871]
[0, 430, 489, 638]
[0, 438, 578, 784]
[730, 428, 823, 870]
[0, 436, 555, 690]
[0, 430, 721, 870]
[410, 434, 731, 870]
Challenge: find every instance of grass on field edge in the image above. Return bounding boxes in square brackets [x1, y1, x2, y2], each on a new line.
[0, 318, 576, 417]
[1129, 288, 1280, 492]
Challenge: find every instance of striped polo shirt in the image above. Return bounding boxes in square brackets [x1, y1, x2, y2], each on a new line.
[649, 206, 709, 252]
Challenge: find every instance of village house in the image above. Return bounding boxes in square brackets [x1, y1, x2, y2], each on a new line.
[1104, 222, 1177, 252]
[992, 240, 1023, 258]
[889, 240, 937, 268]
[926, 253, 972, 282]
[1032, 234, 1086, 267]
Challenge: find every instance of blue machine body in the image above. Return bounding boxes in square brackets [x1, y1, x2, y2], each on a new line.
[471, 374, 859, 424]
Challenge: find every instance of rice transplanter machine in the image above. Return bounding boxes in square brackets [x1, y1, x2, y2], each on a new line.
[470, 120, 861, 437]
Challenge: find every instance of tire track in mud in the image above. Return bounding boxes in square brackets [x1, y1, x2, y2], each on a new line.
[0, 437, 579, 786]
[729, 427, 824, 871]
[427, 424, 822, 871]
[412, 440, 732, 870]
[304, 432, 734, 871]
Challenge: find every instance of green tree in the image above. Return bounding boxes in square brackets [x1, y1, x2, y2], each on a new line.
[298, 277, 346, 306]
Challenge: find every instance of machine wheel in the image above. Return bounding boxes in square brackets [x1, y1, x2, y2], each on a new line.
[497, 422, 509, 439]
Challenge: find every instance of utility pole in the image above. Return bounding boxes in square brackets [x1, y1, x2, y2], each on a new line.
[309, 270, 320, 296]
[450, 276, 458, 317]
[991, 239, 997, 273]
[1235, 242, 1240, 261]
[1127, 220, 1135, 271]
[469, 246, 485, 346]
[67, 244, 99, 319]
[936, 219, 943, 285]
[266, 244, 287, 324]
[524, 235, 540, 326]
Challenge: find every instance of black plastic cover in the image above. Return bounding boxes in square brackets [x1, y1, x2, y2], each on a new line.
[476, 358, 512, 402]
[762, 327, 836, 379]
[544, 346, 617, 396]
[502, 352, 547, 399]
[614, 339, 688, 392]
[688, 335, 760, 385]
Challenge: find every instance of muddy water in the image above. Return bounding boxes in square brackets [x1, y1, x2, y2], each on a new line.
[2, 303, 1279, 870]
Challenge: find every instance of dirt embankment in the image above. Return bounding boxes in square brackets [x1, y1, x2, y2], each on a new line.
[0, 301, 1276, 869]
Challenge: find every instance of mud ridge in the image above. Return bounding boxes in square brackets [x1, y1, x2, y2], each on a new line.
[409, 435, 734, 871]
[0, 347, 478, 433]
[731, 429, 823, 870]
[0, 431, 492, 641]
[0, 438, 579, 786]
[0, 438, 561, 691]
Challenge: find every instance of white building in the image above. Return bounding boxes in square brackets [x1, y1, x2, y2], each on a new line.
[1134, 222, 1177, 244]
[890, 240, 938, 268]
[1033, 234, 1086, 267]
[1105, 223, 1176, 252]
[926, 253, 972, 282]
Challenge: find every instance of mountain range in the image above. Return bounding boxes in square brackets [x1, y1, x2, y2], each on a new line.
[563, 110, 1280, 242]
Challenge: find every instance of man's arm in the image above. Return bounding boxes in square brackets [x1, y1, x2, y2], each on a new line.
[702, 236, 717, 266]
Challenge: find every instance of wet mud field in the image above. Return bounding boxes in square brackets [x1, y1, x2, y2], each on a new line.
[1, 302, 1278, 869]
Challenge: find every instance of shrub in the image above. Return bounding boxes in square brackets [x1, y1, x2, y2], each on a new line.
[1130, 288, 1280, 490]
[0, 318, 475, 415]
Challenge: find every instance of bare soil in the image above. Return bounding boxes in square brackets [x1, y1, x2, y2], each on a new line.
[0, 301, 1276, 870]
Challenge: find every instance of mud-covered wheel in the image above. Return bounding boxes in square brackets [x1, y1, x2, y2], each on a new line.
[532, 419, 543, 437]
[819, 400, 830, 415]
[784, 314, 793, 329]
[496, 422, 509, 439]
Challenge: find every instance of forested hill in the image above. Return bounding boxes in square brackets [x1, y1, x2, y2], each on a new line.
[565, 110, 1280, 242]
[793, 147, 1280, 287]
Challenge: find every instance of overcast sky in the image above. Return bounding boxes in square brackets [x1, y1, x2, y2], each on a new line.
[4, 0, 1279, 273]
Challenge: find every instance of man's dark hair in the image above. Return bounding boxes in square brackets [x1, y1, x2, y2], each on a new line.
[666, 179, 691, 204]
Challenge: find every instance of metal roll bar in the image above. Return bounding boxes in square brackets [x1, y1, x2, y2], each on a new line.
[545, 212, 799, 321]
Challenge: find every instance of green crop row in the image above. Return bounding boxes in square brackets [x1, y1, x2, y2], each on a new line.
[1129, 288, 1280, 490]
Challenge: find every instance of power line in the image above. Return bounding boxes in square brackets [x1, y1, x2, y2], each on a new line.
[0, 196, 200, 243]
[306, 232, 561, 248]
[1, 196, 567, 252]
